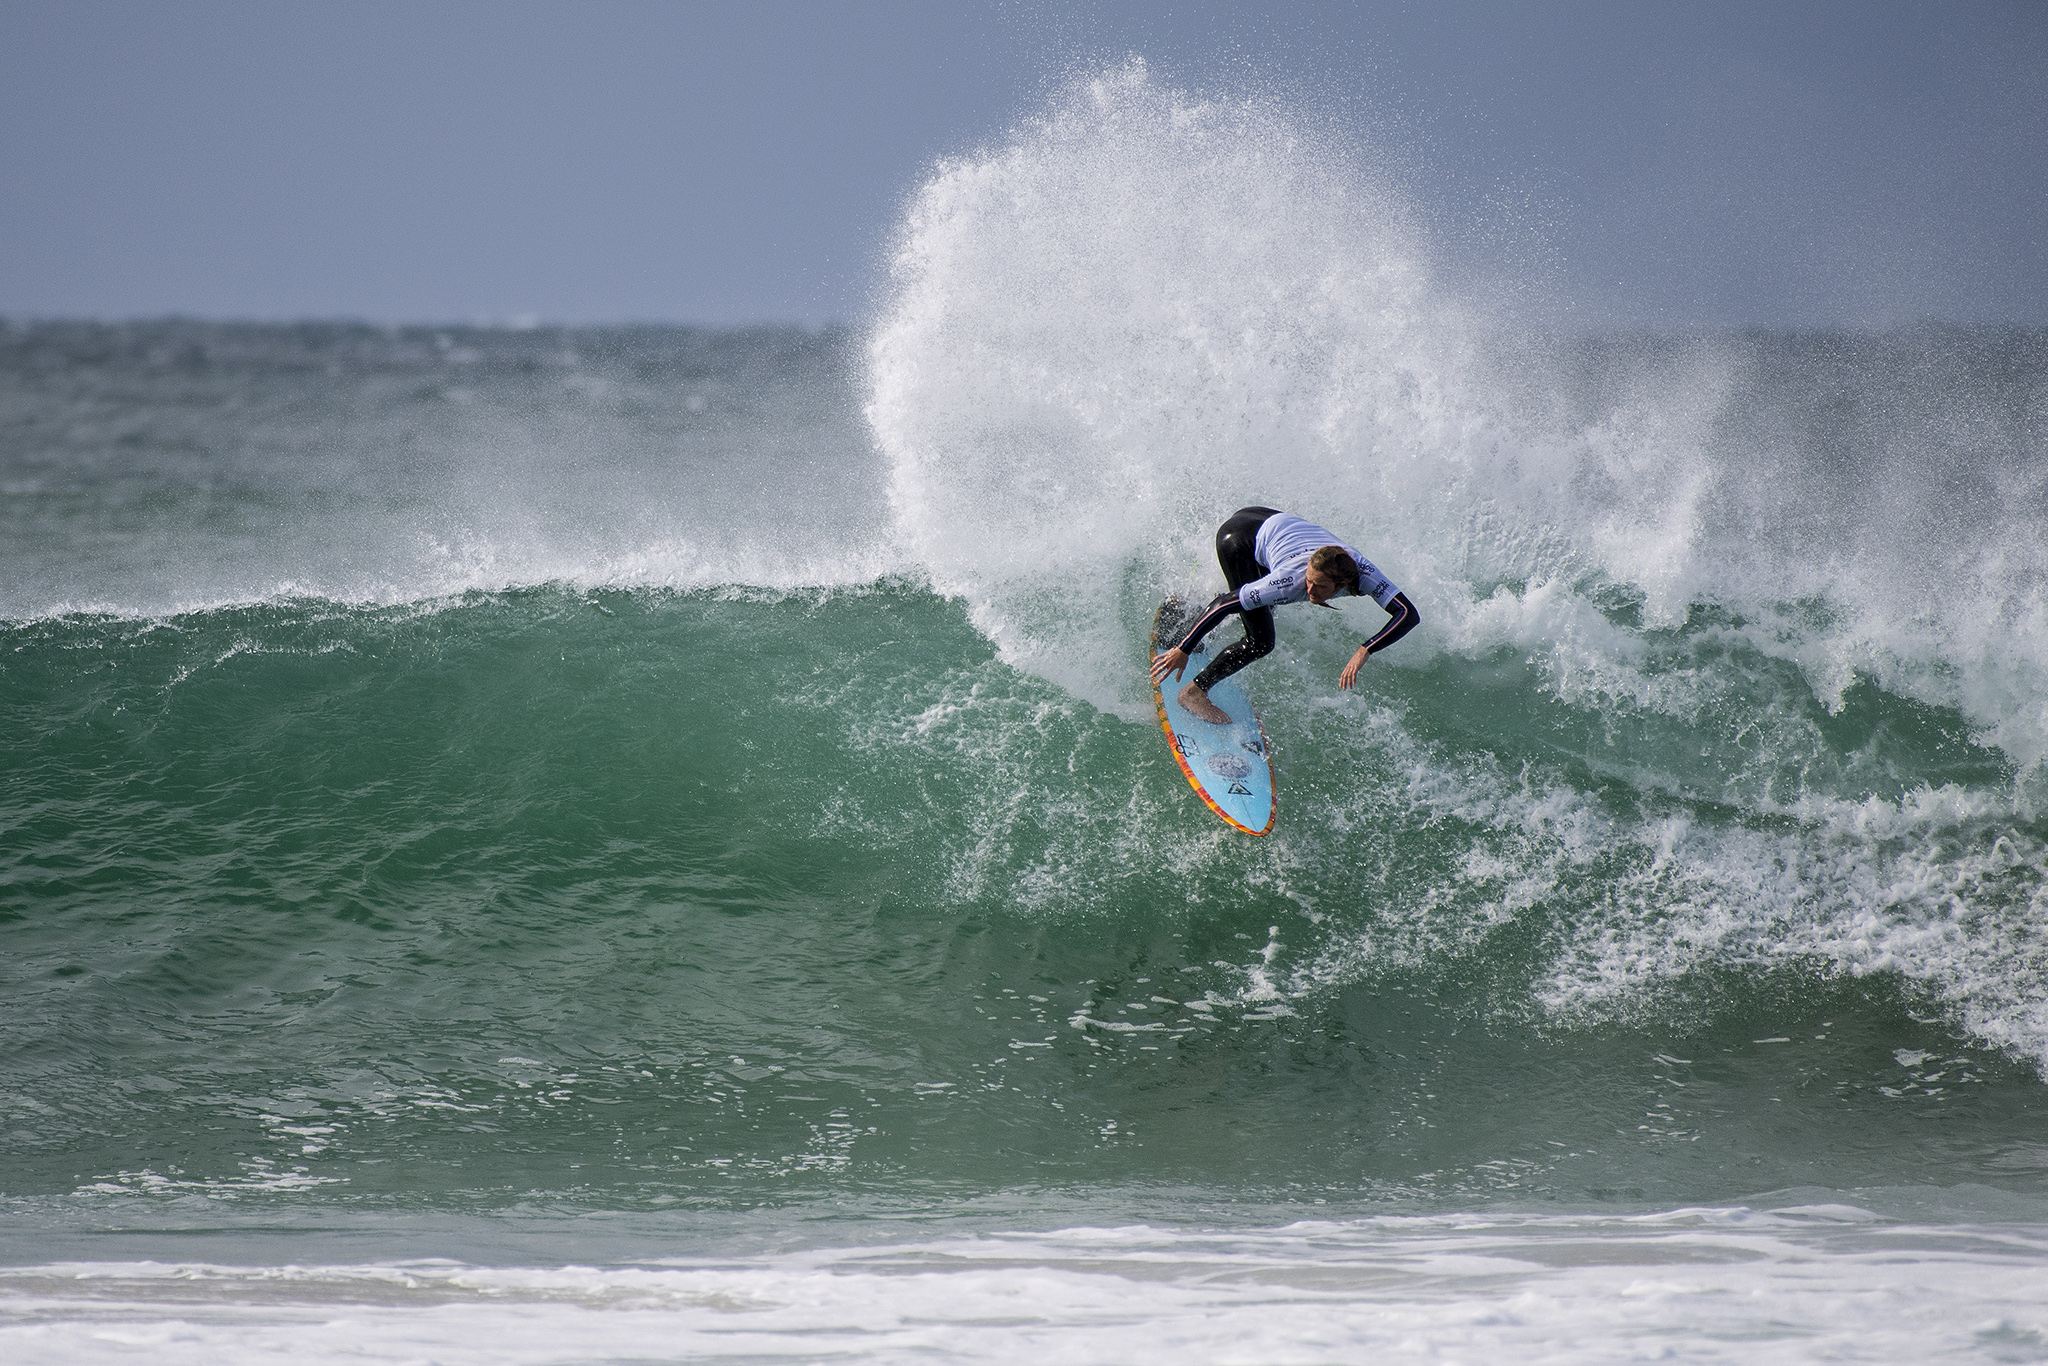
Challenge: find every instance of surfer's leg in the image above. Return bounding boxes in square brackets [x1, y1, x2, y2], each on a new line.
[1192, 605, 1273, 691]
[1215, 507, 1277, 591]
[1177, 507, 1279, 722]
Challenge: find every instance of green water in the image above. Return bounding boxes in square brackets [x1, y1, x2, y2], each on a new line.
[7, 586, 2043, 1234]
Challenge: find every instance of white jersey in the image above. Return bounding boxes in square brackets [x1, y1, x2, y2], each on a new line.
[1240, 514, 1400, 611]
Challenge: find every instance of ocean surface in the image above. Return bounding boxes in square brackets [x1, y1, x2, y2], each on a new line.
[6, 67, 2048, 1363]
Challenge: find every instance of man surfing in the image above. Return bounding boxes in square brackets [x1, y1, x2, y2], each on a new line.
[1149, 506, 1419, 724]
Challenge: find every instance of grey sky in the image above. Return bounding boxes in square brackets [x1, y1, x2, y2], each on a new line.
[3, 0, 2042, 328]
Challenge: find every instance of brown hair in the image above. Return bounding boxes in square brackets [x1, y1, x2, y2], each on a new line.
[1309, 545, 1360, 593]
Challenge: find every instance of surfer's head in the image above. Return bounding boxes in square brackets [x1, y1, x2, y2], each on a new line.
[1306, 547, 1361, 604]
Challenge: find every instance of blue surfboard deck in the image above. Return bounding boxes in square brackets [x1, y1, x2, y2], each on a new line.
[1151, 597, 1276, 836]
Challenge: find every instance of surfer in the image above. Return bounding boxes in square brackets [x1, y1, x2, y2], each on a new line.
[1149, 506, 1418, 724]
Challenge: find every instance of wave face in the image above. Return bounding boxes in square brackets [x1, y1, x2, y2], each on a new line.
[5, 64, 2048, 1280]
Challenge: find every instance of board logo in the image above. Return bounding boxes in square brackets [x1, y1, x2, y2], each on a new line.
[1173, 733, 1198, 755]
[1206, 755, 1252, 779]
[1224, 780, 1253, 795]
[1240, 739, 1266, 756]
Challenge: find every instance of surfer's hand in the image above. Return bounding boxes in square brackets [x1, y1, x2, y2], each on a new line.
[1150, 648, 1189, 684]
[1338, 646, 1369, 690]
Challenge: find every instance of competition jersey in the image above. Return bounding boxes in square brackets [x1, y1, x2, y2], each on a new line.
[1240, 514, 1401, 610]
[1166, 511, 1414, 663]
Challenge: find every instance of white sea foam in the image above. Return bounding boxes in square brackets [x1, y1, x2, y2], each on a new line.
[7, 533, 912, 625]
[5, 1208, 2047, 1364]
[1272, 691, 2048, 1064]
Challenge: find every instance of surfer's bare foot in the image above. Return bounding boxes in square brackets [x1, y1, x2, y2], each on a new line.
[1179, 682, 1231, 724]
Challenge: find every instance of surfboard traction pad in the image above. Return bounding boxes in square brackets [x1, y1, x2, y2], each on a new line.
[1150, 596, 1277, 836]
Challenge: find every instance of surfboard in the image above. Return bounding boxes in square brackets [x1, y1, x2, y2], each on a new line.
[1150, 597, 1276, 835]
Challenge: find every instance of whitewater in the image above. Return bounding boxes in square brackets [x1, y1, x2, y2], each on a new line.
[4, 62, 2047, 1362]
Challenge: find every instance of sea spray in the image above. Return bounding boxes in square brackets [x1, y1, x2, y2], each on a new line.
[869, 59, 1452, 712]
[865, 62, 2048, 1062]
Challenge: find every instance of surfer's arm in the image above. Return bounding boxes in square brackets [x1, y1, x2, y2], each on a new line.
[1150, 593, 1242, 685]
[1172, 593, 1243, 655]
[1364, 592, 1418, 655]
[1338, 593, 1419, 690]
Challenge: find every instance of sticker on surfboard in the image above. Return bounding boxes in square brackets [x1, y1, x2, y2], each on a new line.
[1150, 596, 1276, 835]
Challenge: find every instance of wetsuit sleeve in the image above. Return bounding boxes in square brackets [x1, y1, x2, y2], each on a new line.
[1356, 558, 1399, 609]
[1171, 592, 1243, 655]
[1362, 592, 1419, 655]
